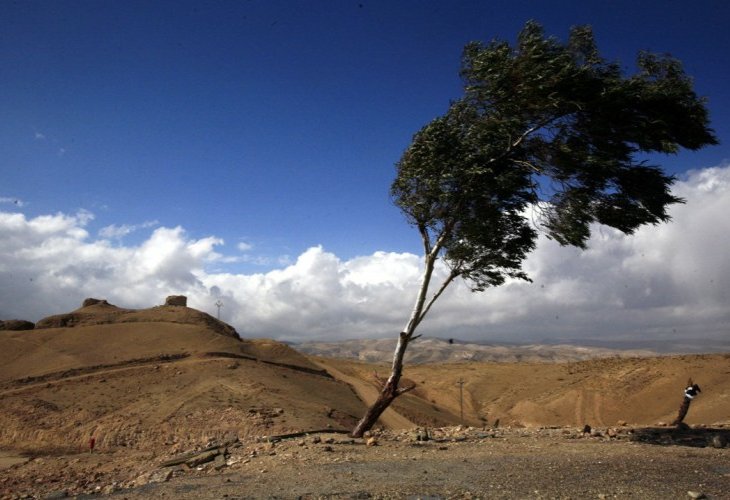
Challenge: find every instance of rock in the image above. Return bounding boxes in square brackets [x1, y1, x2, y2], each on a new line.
[311, 436, 322, 444]
[185, 450, 219, 467]
[0, 319, 35, 330]
[102, 484, 120, 494]
[148, 469, 173, 484]
[582, 425, 592, 434]
[366, 437, 378, 447]
[42, 491, 68, 499]
[709, 434, 726, 448]
[322, 445, 334, 452]
[617, 420, 628, 426]
[165, 295, 187, 306]
[687, 491, 706, 499]
[82, 298, 109, 307]
[213, 454, 228, 470]
[607, 428, 618, 438]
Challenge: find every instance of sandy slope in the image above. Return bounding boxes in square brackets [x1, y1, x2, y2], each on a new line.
[313, 354, 730, 429]
[311, 358, 416, 430]
[0, 302, 365, 453]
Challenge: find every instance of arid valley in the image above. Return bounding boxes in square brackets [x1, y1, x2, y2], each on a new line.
[1, 299, 728, 499]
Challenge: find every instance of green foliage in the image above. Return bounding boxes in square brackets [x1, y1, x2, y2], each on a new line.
[392, 21, 717, 292]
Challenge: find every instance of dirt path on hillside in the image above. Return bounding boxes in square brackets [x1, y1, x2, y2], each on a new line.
[0, 352, 327, 399]
[0, 451, 28, 470]
[0, 354, 189, 396]
[312, 359, 416, 430]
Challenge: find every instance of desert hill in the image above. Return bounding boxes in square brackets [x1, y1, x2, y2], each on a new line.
[296, 337, 660, 364]
[34, 297, 238, 338]
[1, 298, 728, 457]
[0, 298, 366, 453]
[313, 354, 730, 430]
[0, 297, 320, 381]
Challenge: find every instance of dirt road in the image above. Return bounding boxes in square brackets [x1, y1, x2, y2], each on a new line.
[4, 427, 728, 499]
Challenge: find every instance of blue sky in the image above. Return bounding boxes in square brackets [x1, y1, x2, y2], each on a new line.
[1, 1, 729, 348]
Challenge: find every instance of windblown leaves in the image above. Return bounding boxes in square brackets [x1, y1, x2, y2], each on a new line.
[392, 21, 717, 290]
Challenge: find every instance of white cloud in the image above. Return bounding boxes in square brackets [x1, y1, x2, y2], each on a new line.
[99, 220, 159, 240]
[34, 132, 46, 140]
[0, 165, 728, 350]
[237, 242, 253, 252]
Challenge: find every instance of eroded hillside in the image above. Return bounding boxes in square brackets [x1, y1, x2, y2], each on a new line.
[1, 298, 728, 456]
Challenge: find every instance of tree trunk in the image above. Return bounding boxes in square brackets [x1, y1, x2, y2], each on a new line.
[351, 331, 410, 437]
[672, 380, 700, 427]
[351, 377, 399, 438]
[672, 397, 692, 426]
[351, 246, 440, 438]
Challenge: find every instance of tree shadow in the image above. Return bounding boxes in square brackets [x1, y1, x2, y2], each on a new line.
[629, 426, 729, 448]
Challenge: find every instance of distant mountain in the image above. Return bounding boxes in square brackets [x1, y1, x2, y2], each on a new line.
[295, 337, 661, 364]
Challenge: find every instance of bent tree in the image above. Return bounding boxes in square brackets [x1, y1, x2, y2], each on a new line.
[351, 21, 717, 437]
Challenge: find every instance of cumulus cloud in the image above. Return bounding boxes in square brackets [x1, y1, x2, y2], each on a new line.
[0, 166, 728, 349]
[99, 220, 159, 240]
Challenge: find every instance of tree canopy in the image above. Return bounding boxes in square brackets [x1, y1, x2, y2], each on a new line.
[352, 21, 717, 437]
[393, 21, 716, 290]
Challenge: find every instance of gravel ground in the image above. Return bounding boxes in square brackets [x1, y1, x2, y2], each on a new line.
[3, 426, 729, 499]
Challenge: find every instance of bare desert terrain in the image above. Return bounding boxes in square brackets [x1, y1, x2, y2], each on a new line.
[0, 299, 728, 499]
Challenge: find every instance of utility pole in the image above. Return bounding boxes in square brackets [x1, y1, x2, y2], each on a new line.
[456, 378, 465, 425]
[215, 300, 223, 320]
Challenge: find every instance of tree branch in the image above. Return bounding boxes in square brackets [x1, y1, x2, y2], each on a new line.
[511, 159, 543, 174]
[429, 219, 456, 260]
[372, 371, 387, 389]
[416, 269, 460, 328]
[396, 382, 417, 395]
[486, 116, 561, 168]
[418, 223, 432, 256]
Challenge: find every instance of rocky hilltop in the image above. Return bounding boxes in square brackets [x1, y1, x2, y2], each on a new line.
[31, 296, 239, 339]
